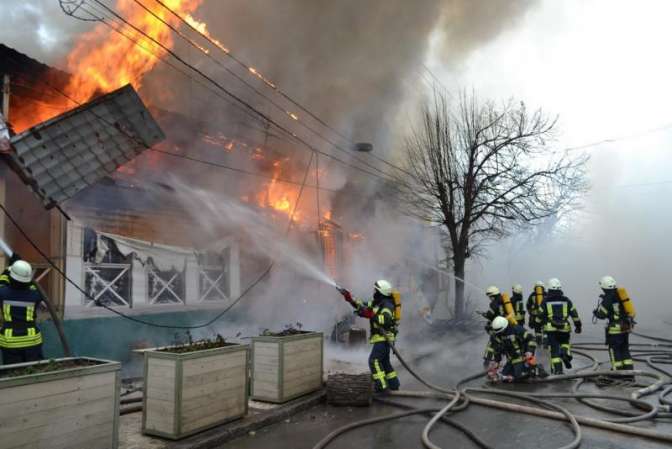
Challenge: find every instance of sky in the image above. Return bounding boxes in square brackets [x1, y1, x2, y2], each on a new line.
[424, 0, 672, 321]
[2, 0, 671, 324]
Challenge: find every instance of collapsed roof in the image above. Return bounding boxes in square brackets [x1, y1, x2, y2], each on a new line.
[6, 84, 164, 207]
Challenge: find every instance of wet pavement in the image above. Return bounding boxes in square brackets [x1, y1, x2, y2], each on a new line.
[218, 326, 672, 449]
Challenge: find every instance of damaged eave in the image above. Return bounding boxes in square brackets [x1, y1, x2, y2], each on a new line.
[5, 84, 165, 208]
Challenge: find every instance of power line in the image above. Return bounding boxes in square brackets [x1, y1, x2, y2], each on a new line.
[146, 0, 415, 180]
[0, 146, 315, 330]
[87, 0, 399, 185]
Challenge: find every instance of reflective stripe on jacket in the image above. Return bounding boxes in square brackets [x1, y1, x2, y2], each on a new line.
[355, 298, 397, 343]
[0, 284, 44, 349]
[484, 325, 536, 364]
[540, 291, 581, 333]
[595, 289, 628, 335]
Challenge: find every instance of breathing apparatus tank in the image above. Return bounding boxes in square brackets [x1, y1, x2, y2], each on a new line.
[500, 292, 517, 325]
[392, 290, 402, 322]
[535, 286, 544, 306]
[616, 287, 636, 319]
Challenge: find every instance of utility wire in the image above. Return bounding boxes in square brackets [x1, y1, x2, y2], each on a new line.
[0, 150, 314, 329]
[4, 54, 337, 194]
[148, 0, 416, 180]
[88, 0, 399, 185]
[130, 0, 400, 183]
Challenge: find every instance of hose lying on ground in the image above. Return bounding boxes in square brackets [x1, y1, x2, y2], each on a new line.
[312, 336, 672, 449]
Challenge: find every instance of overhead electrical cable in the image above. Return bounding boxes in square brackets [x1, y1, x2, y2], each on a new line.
[88, 0, 400, 185]
[148, 0, 417, 180]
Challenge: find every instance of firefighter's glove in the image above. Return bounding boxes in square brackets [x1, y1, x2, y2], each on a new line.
[502, 375, 514, 383]
[574, 324, 582, 334]
[359, 308, 375, 319]
[338, 288, 354, 304]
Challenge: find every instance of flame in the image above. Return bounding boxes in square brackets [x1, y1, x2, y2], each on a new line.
[184, 13, 230, 53]
[14, 0, 203, 132]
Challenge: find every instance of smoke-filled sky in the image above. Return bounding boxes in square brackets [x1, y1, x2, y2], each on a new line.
[2, 0, 672, 325]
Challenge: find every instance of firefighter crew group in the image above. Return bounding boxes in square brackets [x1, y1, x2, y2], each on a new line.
[483, 276, 637, 382]
[0, 258, 47, 364]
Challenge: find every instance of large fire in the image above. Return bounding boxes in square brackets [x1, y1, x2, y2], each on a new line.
[13, 0, 203, 132]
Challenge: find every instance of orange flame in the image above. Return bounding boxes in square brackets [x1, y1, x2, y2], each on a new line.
[14, 0, 202, 132]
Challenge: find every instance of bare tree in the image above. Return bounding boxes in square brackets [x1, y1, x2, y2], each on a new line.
[399, 89, 588, 319]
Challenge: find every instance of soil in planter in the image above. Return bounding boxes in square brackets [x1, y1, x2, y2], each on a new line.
[159, 333, 236, 354]
[261, 327, 311, 337]
[0, 359, 101, 379]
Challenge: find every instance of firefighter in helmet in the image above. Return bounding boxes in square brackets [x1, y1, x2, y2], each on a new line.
[593, 276, 634, 375]
[539, 278, 582, 375]
[339, 280, 399, 393]
[482, 286, 507, 322]
[0, 260, 46, 364]
[511, 284, 526, 325]
[527, 281, 546, 345]
[483, 316, 538, 382]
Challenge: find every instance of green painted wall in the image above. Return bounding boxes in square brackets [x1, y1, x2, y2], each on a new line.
[40, 310, 242, 377]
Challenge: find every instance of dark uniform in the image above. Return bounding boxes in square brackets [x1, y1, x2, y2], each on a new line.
[0, 281, 45, 364]
[511, 292, 526, 325]
[354, 293, 399, 392]
[594, 289, 633, 371]
[484, 325, 537, 380]
[484, 294, 507, 322]
[539, 289, 581, 374]
[527, 287, 546, 344]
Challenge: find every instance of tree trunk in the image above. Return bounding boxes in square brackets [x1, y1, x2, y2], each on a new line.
[453, 256, 466, 319]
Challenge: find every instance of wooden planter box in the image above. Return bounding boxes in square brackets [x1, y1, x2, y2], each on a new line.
[251, 332, 323, 403]
[0, 357, 121, 449]
[141, 343, 249, 440]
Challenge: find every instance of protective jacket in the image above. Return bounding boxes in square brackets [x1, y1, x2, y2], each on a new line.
[354, 295, 397, 344]
[0, 283, 44, 349]
[526, 289, 545, 328]
[484, 294, 507, 322]
[539, 290, 581, 333]
[0, 270, 9, 286]
[594, 289, 631, 335]
[484, 325, 536, 364]
[511, 292, 526, 324]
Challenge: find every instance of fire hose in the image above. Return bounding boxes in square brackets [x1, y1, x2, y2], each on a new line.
[312, 338, 672, 449]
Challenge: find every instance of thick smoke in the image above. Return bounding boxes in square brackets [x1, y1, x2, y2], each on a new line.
[194, 0, 536, 149]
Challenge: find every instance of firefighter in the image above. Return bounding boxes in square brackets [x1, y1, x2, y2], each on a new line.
[511, 284, 526, 325]
[483, 286, 506, 322]
[593, 276, 634, 374]
[339, 280, 399, 393]
[483, 316, 538, 382]
[539, 278, 581, 375]
[0, 260, 46, 364]
[527, 281, 546, 345]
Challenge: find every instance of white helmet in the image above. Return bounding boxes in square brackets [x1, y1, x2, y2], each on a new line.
[9, 260, 33, 283]
[599, 276, 616, 290]
[492, 316, 509, 334]
[547, 278, 562, 291]
[374, 280, 393, 296]
[512, 284, 523, 294]
[534, 281, 544, 288]
[485, 286, 500, 297]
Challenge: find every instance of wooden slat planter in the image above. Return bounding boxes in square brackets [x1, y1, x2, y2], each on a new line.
[140, 343, 249, 440]
[0, 357, 121, 449]
[251, 332, 323, 403]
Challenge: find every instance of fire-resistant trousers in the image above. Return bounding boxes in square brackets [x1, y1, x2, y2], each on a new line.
[546, 331, 571, 374]
[1, 344, 44, 365]
[501, 360, 525, 380]
[368, 341, 400, 392]
[606, 332, 633, 371]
